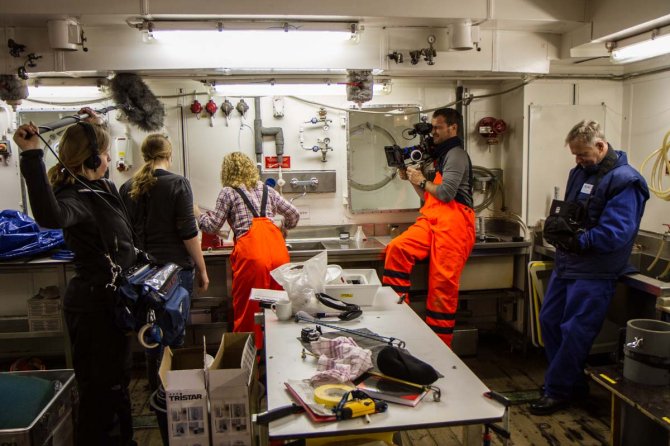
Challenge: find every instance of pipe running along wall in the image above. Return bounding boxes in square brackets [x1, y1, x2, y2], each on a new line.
[254, 97, 284, 168]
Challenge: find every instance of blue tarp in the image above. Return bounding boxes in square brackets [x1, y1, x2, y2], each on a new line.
[0, 210, 65, 260]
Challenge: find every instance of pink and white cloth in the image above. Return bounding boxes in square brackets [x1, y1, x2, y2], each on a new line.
[308, 336, 373, 386]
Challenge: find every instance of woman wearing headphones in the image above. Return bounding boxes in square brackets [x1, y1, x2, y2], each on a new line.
[120, 133, 209, 390]
[196, 152, 299, 349]
[14, 109, 138, 446]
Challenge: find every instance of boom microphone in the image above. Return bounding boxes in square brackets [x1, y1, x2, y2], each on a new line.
[37, 73, 165, 133]
[110, 73, 165, 132]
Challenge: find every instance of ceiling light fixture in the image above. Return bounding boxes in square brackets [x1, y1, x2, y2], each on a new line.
[609, 26, 670, 64]
[27, 85, 104, 99]
[129, 18, 360, 44]
[214, 80, 389, 97]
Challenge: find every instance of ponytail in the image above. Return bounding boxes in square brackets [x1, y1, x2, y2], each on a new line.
[47, 162, 75, 186]
[128, 161, 158, 200]
[128, 133, 172, 200]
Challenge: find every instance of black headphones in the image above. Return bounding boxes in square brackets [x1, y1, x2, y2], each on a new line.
[314, 293, 362, 321]
[78, 121, 101, 170]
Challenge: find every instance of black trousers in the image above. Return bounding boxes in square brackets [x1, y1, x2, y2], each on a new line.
[66, 307, 134, 445]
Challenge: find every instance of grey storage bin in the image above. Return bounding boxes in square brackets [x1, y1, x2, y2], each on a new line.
[0, 369, 76, 446]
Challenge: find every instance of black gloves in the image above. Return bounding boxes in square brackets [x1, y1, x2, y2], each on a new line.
[549, 231, 582, 253]
[543, 216, 583, 253]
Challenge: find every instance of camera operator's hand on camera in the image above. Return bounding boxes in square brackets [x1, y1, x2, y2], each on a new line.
[13, 123, 41, 152]
[397, 167, 409, 180]
[406, 166, 425, 187]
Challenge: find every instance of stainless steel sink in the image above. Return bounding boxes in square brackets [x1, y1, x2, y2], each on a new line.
[285, 241, 326, 251]
[621, 252, 670, 298]
[628, 252, 670, 283]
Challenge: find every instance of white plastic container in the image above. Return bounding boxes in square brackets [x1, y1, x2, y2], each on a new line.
[324, 269, 381, 307]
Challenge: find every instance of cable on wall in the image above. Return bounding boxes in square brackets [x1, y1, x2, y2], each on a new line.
[640, 129, 670, 201]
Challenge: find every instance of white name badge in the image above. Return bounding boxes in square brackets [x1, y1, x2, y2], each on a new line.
[580, 183, 594, 194]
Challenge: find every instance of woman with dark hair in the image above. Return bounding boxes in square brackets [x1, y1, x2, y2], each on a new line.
[120, 133, 209, 390]
[14, 109, 137, 445]
[196, 151, 299, 348]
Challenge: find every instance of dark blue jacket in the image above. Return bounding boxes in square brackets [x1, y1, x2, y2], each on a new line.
[555, 148, 649, 279]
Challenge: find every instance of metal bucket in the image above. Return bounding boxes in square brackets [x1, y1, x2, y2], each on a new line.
[623, 319, 670, 385]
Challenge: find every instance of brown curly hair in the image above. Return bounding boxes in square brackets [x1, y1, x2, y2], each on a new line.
[128, 134, 172, 200]
[220, 152, 259, 190]
[47, 123, 110, 186]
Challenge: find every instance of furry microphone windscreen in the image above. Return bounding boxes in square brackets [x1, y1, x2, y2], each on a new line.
[110, 73, 165, 132]
[0, 74, 29, 101]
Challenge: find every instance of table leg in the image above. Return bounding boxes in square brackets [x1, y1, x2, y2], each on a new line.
[461, 424, 483, 446]
[611, 393, 621, 446]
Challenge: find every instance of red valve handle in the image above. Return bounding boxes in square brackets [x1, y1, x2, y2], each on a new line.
[190, 100, 203, 114]
[205, 99, 218, 115]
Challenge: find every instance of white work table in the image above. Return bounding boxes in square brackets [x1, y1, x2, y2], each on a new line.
[263, 287, 506, 441]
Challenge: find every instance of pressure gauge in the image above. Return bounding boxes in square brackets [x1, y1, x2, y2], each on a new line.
[427, 35, 436, 44]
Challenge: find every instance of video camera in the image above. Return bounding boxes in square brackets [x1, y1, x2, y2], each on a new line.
[384, 121, 434, 168]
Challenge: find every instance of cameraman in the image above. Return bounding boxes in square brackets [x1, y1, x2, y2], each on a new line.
[530, 120, 648, 415]
[383, 107, 475, 347]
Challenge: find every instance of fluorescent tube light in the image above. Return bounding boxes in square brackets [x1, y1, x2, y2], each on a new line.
[610, 27, 670, 64]
[214, 82, 389, 97]
[27, 86, 105, 98]
[152, 29, 354, 46]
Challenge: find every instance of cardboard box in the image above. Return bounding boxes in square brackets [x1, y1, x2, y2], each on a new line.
[159, 347, 209, 446]
[208, 332, 257, 446]
[324, 269, 381, 306]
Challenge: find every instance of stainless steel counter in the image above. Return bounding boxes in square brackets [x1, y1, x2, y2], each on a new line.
[534, 244, 670, 298]
[203, 236, 531, 262]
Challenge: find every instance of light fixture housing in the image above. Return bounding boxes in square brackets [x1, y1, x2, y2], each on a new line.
[27, 85, 104, 99]
[609, 26, 670, 64]
[214, 80, 389, 97]
[132, 18, 359, 43]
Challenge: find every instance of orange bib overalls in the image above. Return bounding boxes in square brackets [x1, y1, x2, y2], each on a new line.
[230, 186, 290, 349]
[383, 171, 475, 346]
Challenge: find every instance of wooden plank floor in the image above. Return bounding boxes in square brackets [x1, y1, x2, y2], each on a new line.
[130, 334, 611, 445]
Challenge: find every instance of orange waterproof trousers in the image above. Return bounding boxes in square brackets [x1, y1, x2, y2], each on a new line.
[230, 217, 289, 350]
[383, 173, 475, 346]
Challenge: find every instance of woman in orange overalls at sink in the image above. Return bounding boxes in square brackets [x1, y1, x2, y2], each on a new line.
[196, 152, 300, 349]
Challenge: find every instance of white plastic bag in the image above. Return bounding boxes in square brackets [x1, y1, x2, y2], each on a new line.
[270, 251, 328, 313]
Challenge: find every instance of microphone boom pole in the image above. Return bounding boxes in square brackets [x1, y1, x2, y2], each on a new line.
[36, 73, 165, 134]
[38, 106, 120, 133]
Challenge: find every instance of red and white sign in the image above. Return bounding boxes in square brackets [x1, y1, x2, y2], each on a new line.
[264, 156, 291, 169]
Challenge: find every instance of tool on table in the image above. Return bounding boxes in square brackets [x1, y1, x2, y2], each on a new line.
[314, 384, 388, 421]
[301, 327, 321, 342]
[332, 389, 388, 421]
[252, 403, 305, 425]
[294, 310, 406, 348]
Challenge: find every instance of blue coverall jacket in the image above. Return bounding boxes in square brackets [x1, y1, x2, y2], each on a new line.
[541, 147, 649, 400]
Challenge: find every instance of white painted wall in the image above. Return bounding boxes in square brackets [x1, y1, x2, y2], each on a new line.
[0, 79, 504, 228]
[3, 76, 668, 236]
[622, 71, 670, 233]
[521, 79, 624, 227]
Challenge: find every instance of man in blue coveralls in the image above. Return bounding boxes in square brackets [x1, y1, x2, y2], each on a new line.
[530, 120, 649, 415]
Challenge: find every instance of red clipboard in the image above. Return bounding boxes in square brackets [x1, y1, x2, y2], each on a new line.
[284, 381, 337, 423]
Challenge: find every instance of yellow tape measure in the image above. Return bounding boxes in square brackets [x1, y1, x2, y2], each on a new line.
[313, 384, 355, 408]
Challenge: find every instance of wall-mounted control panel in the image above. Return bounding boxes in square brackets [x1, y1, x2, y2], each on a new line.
[260, 170, 336, 193]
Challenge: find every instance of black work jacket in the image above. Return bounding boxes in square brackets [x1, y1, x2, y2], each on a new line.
[20, 150, 136, 311]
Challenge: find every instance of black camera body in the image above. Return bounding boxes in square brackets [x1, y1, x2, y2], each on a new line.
[384, 121, 434, 168]
[408, 121, 433, 137]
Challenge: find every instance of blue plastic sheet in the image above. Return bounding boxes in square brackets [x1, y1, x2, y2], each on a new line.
[0, 210, 65, 260]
